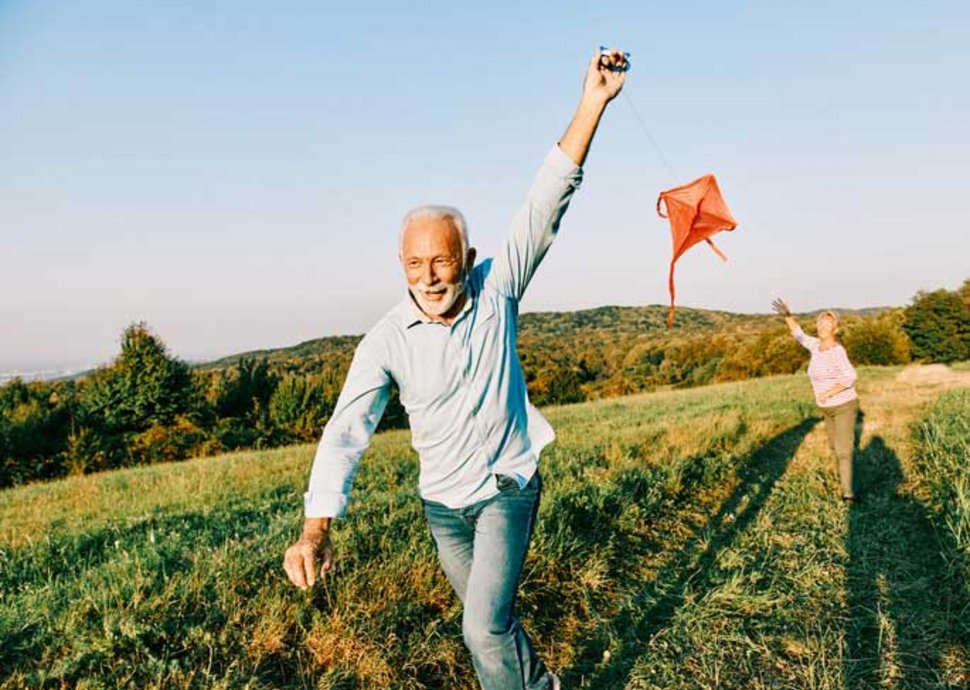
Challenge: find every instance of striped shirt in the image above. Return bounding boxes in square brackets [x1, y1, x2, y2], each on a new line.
[793, 327, 858, 408]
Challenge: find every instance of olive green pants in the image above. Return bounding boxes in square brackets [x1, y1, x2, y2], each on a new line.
[821, 398, 859, 499]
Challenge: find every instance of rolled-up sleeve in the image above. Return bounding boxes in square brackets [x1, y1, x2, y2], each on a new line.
[487, 145, 584, 300]
[303, 336, 391, 518]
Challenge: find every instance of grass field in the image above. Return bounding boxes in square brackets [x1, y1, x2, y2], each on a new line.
[1, 365, 968, 689]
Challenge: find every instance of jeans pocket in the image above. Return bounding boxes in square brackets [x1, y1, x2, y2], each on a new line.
[495, 471, 542, 496]
[495, 473, 520, 494]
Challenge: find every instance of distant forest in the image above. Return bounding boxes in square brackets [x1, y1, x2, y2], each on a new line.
[2, 279, 967, 487]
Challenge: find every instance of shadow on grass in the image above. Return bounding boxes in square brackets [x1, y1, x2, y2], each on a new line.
[563, 417, 819, 689]
[844, 430, 970, 689]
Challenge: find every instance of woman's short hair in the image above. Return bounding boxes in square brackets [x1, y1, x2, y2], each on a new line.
[817, 310, 841, 331]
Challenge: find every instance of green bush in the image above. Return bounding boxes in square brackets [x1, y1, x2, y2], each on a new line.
[843, 310, 911, 365]
[904, 286, 970, 363]
[0, 380, 74, 486]
[212, 358, 278, 421]
[81, 323, 197, 433]
[129, 416, 209, 465]
[269, 374, 332, 441]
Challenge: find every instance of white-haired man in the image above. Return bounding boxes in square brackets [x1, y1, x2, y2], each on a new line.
[284, 49, 628, 690]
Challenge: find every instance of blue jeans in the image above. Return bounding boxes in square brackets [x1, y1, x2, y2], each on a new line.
[423, 471, 549, 690]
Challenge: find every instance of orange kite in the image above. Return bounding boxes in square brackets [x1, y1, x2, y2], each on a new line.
[657, 174, 738, 326]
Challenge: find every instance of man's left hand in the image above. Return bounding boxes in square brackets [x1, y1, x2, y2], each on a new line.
[559, 48, 629, 166]
[583, 48, 628, 104]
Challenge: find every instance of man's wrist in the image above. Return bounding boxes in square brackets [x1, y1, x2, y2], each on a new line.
[578, 92, 610, 113]
[300, 517, 331, 543]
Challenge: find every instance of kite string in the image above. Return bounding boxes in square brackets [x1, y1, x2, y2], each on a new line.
[621, 90, 678, 182]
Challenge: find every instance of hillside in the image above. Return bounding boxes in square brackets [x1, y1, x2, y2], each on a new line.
[2, 364, 967, 689]
[193, 303, 900, 408]
[0, 300, 920, 490]
[199, 304, 889, 372]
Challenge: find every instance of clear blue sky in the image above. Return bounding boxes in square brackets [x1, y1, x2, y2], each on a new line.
[2, 0, 968, 370]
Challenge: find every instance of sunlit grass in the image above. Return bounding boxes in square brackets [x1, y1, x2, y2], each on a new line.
[1, 366, 967, 689]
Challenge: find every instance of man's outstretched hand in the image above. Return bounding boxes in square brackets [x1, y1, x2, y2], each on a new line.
[283, 523, 334, 590]
[583, 48, 628, 104]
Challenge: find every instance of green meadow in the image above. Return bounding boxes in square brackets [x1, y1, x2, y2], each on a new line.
[2, 366, 968, 689]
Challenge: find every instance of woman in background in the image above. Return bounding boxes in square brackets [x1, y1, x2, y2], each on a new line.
[772, 298, 860, 503]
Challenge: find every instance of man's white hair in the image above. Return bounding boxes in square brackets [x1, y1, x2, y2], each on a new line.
[400, 205, 469, 259]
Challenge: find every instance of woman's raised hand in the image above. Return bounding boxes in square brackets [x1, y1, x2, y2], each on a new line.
[771, 298, 791, 317]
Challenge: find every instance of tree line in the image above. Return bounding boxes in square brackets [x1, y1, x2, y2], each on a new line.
[2, 279, 967, 488]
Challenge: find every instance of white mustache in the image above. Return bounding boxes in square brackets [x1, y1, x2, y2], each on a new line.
[415, 282, 464, 295]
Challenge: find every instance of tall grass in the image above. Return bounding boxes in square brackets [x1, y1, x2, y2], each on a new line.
[913, 388, 970, 596]
[0, 366, 966, 689]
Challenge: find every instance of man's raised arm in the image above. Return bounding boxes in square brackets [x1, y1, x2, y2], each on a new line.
[559, 49, 628, 167]
[488, 49, 627, 300]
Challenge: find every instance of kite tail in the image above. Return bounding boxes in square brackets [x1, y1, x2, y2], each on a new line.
[668, 240, 728, 326]
[667, 261, 677, 327]
[705, 238, 728, 262]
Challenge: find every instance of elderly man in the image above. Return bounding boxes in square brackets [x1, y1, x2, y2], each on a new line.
[284, 49, 628, 690]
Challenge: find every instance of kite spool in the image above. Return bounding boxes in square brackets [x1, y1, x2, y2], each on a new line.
[599, 45, 631, 72]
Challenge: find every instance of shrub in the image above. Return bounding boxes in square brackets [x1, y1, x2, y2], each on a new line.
[81, 323, 197, 433]
[0, 379, 74, 486]
[129, 416, 209, 465]
[843, 310, 911, 365]
[903, 287, 970, 363]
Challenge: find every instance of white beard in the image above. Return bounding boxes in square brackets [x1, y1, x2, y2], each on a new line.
[410, 280, 465, 318]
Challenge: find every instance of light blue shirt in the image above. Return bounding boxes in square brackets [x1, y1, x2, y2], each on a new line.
[304, 145, 583, 517]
